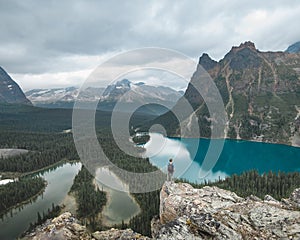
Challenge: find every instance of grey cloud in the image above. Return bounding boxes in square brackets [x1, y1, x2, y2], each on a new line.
[0, 0, 299, 88]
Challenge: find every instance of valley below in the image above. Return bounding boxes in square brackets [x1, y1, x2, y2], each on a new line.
[0, 40, 300, 239]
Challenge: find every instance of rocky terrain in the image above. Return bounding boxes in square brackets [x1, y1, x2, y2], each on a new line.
[0, 66, 31, 105]
[21, 212, 150, 240]
[152, 182, 300, 239]
[24, 182, 300, 239]
[155, 41, 300, 146]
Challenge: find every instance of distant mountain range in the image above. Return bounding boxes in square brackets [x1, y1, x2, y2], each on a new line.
[153, 41, 300, 146]
[0, 66, 31, 105]
[0, 65, 182, 115]
[25, 79, 183, 114]
[25, 86, 105, 109]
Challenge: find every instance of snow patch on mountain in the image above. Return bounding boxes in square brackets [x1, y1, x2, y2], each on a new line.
[26, 79, 183, 108]
[26, 87, 104, 103]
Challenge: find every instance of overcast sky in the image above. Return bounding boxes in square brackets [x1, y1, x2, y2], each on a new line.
[0, 0, 300, 91]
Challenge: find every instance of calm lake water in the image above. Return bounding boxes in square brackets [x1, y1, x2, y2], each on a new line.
[144, 133, 300, 183]
[94, 167, 140, 226]
[0, 162, 140, 240]
[0, 162, 81, 240]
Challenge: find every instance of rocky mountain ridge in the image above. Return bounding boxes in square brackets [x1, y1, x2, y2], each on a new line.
[23, 182, 300, 240]
[0, 66, 31, 105]
[155, 41, 300, 146]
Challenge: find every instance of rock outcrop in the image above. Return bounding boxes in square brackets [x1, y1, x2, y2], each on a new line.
[22, 212, 149, 240]
[199, 53, 218, 70]
[23, 183, 300, 240]
[152, 182, 300, 239]
[22, 212, 91, 240]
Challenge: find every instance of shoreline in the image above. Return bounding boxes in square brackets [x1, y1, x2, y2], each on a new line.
[22, 159, 79, 177]
[0, 160, 80, 217]
[0, 159, 79, 179]
[60, 192, 77, 215]
[0, 179, 47, 218]
[135, 132, 300, 148]
[166, 134, 300, 148]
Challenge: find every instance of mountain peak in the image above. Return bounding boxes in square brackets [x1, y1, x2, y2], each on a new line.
[118, 78, 131, 84]
[230, 41, 257, 53]
[199, 53, 218, 70]
[223, 41, 261, 70]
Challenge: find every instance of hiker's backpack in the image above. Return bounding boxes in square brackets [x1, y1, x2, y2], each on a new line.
[168, 163, 174, 173]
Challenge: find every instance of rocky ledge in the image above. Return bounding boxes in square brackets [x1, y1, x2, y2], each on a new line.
[152, 182, 300, 239]
[23, 183, 300, 240]
[22, 212, 149, 240]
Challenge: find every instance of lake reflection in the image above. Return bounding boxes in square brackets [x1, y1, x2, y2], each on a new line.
[0, 162, 81, 240]
[94, 167, 140, 225]
[144, 133, 300, 183]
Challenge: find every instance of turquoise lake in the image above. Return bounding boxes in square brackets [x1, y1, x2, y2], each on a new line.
[144, 133, 300, 183]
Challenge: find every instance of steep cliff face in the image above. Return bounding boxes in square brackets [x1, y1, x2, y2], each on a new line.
[0, 66, 31, 105]
[24, 184, 300, 240]
[152, 182, 300, 239]
[181, 41, 300, 145]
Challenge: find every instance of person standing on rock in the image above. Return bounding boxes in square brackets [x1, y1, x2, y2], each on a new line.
[167, 158, 174, 181]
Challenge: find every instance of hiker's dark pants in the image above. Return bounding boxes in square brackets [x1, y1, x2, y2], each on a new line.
[167, 172, 173, 181]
